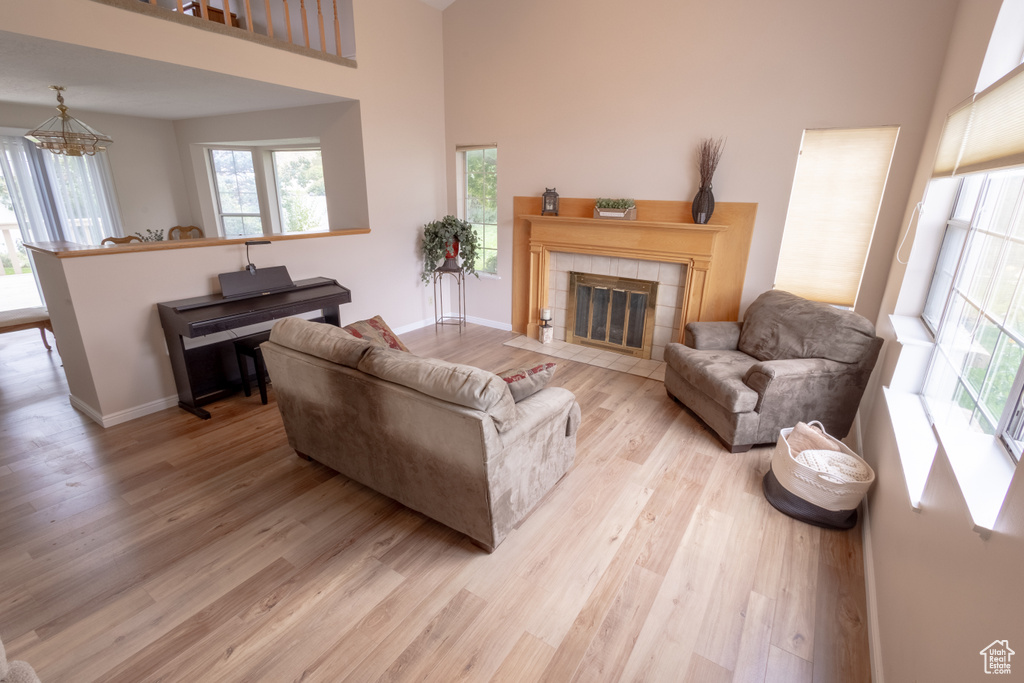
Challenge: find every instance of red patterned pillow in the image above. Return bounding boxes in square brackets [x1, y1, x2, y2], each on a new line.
[497, 362, 557, 402]
[342, 315, 410, 352]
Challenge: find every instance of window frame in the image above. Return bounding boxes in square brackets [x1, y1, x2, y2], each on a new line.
[206, 142, 327, 239]
[921, 168, 1024, 463]
[456, 145, 498, 275]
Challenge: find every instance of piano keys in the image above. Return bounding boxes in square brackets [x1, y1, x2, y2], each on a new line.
[158, 276, 351, 418]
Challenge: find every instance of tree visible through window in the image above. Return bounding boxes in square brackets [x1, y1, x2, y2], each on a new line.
[273, 150, 327, 233]
[211, 149, 263, 237]
[462, 147, 497, 274]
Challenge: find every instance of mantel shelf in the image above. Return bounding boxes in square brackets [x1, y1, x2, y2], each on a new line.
[524, 214, 728, 232]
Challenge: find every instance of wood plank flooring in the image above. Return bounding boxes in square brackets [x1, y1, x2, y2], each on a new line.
[0, 323, 871, 682]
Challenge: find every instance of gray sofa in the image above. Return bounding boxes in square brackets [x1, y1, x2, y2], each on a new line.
[261, 317, 581, 551]
[664, 290, 882, 452]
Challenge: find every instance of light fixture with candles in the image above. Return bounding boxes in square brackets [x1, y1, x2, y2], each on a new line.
[25, 86, 112, 157]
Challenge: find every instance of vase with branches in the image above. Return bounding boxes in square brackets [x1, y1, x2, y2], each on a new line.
[420, 215, 481, 283]
[692, 137, 725, 224]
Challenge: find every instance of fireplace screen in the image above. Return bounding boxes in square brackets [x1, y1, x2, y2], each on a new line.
[567, 272, 658, 358]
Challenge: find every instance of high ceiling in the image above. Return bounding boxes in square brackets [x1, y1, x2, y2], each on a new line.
[0, 30, 349, 120]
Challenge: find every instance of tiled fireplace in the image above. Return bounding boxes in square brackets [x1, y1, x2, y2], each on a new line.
[548, 252, 687, 362]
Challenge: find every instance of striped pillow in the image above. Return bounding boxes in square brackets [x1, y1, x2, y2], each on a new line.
[497, 362, 557, 402]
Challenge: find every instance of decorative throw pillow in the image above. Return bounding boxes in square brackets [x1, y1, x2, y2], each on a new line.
[342, 315, 410, 352]
[498, 362, 557, 402]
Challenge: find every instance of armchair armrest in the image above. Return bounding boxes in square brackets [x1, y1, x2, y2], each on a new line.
[743, 358, 850, 409]
[685, 321, 742, 350]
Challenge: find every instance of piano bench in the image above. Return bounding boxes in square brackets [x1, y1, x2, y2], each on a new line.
[233, 331, 273, 404]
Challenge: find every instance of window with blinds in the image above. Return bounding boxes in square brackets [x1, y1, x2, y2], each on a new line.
[774, 126, 900, 307]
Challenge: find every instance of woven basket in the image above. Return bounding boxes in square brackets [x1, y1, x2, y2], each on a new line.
[770, 421, 874, 512]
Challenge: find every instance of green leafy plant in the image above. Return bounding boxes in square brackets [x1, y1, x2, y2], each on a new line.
[595, 198, 636, 210]
[133, 229, 165, 242]
[420, 215, 481, 283]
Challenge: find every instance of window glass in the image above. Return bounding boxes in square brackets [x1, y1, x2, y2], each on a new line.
[273, 150, 328, 233]
[462, 147, 498, 274]
[211, 149, 263, 237]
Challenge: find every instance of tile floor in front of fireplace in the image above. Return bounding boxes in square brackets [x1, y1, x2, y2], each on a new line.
[503, 334, 667, 380]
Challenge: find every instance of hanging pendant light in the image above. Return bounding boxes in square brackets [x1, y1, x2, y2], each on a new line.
[25, 86, 112, 157]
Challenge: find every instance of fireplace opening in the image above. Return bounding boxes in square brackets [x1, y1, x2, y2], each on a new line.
[567, 272, 658, 358]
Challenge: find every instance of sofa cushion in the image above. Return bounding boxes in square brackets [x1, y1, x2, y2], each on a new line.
[664, 343, 760, 413]
[498, 362, 557, 402]
[738, 290, 877, 364]
[343, 315, 410, 352]
[358, 346, 517, 431]
[269, 317, 375, 368]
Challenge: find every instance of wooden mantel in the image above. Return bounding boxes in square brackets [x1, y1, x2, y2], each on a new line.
[512, 196, 757, 340]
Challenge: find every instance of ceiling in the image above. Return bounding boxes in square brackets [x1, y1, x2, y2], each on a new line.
[419, 0, 457, 9]
[0, 30, 349, 120]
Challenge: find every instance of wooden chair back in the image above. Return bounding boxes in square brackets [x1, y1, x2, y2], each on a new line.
[168, 225, 204, 240]
[101, 235, 142, 246]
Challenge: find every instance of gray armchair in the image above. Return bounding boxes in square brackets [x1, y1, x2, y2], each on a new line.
[664, 290, 882, 452]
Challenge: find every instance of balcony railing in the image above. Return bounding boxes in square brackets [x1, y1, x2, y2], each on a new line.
[91, 0, 356, 64]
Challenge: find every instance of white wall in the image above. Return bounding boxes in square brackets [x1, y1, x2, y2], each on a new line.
[442, 0, 962, 325]
[860, 1, 1024, 681]
[0, 102, 192, 232]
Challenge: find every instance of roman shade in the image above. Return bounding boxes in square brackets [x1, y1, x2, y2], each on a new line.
[933, 61, 1024, 177]
[774, 126, 900, 307]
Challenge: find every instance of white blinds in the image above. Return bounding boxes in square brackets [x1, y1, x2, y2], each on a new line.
[774, 126, 900, 307]
[933, 61, 1024, 177]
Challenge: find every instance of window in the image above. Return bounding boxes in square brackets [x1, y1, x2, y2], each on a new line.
[922, 168, 1024, 460]
[273, 150, 328, 233]
[210, 149, 263, 238]
[458, 146, 497, 274]
[774, 126, 900, 307]
[208, 145, 328, 238]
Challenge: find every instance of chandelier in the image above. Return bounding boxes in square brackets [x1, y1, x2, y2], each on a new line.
[25, 86, 112, 157]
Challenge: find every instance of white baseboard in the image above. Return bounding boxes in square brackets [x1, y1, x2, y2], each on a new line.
[466, 315, 512, 331]
[394, 317, 513, 334]
[69, 393, 179, 428]
[861, 496, 885, 683]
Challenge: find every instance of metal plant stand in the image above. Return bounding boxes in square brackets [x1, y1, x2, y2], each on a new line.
[433, 257, 466, 332]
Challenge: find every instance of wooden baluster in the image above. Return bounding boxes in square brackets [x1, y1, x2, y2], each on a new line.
[283, 0, 293, 43]
[243, 0, 253, 31]
[300, 0, 310, 48]
[221, 0, 231, 25]
[148, 0, 156, 4]
[198, 0, 209, 20]
[316, 0, 325, 53]
[264, 0, 273, 37]
[176, 0, 184, 11]
[332, 0, 341, 57]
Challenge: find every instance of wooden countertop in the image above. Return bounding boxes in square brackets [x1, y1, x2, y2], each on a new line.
[25, 228, 371, 258]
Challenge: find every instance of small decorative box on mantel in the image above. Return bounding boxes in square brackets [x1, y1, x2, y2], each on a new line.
[594, 198, 637, 220]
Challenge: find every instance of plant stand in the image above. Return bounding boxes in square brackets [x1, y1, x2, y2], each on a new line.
[433, 257, 466, 333]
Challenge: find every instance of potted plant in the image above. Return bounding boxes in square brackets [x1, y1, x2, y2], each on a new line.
[420, 215, 481, 283]
[594, 198, 637, 220]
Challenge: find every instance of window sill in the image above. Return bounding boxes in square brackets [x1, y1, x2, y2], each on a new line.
[882, 387, 936, 510]
[475, 271, 501, 280]
[932, 421, 1015, 537]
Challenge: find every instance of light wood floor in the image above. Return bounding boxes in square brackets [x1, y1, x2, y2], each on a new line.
[0, 323, 871, 682]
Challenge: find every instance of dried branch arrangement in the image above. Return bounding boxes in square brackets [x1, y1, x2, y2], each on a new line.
[697, 137, 726, 188]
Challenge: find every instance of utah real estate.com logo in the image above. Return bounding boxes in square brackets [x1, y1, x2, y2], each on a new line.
[980, 640, 1014, 675]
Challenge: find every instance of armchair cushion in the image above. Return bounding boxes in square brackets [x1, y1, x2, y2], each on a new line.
[664, 344, 760, 413]
[269, 317, 374, 368]
[738, 290, 877, 363]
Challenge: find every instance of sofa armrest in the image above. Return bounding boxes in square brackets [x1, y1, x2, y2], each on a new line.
[685, 321, 742, 350]
[497, 387, 580, 448]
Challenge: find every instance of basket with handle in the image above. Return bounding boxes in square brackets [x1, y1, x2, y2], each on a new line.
[770, 421, 874, 512]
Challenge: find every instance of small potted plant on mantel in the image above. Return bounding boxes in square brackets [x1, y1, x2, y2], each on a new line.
[594, 198, 636, 220]
[420, 215, 481, 283]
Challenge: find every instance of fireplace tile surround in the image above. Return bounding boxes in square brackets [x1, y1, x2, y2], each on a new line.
[548, 252, 687, 361]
